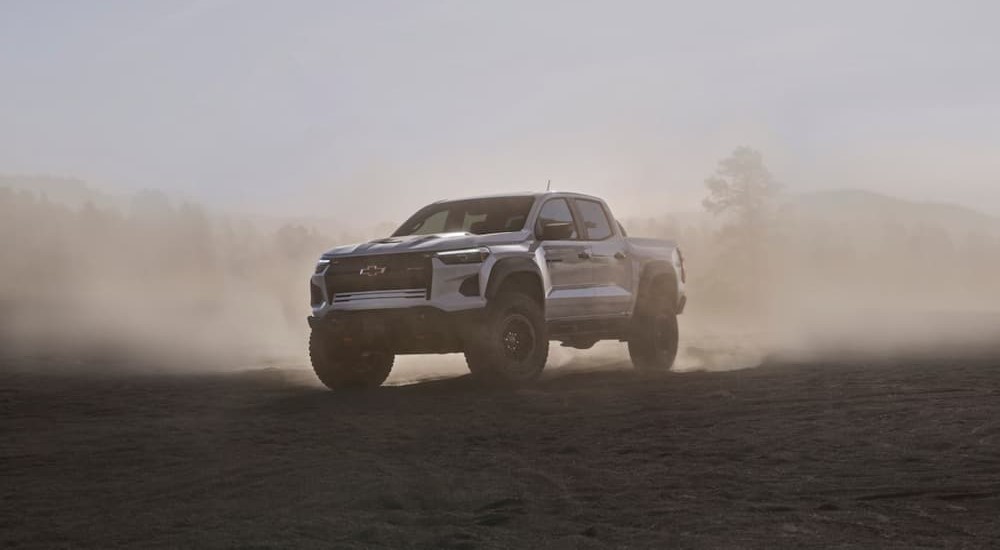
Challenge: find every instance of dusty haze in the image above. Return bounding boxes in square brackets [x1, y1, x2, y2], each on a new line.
[2, 177, 999, 379]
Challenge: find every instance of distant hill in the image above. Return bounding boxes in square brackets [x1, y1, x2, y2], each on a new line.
[625, 188, 1000, 244]
[0, 175, 367, 242]
[0, 175, 117, 209]
[785, 189, 1000, 238]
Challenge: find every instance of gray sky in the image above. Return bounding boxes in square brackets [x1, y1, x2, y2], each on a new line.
[3, 0, 999, 222]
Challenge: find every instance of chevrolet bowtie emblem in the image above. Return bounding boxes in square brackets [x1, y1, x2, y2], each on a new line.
[359, 265, 388, 277]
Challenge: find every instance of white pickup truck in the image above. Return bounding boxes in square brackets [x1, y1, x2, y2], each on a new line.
[308, 191, 686, 389]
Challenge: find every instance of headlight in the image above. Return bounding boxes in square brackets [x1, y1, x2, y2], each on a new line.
[436, 247, 490, 265]
[315, 259, 331, 274]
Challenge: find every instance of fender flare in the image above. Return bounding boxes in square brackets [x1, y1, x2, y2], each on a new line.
[636, 261, 680, 312]
[484, 257, 543, 300]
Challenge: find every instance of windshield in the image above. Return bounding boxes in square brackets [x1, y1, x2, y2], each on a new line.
[393, 196, 536, 236]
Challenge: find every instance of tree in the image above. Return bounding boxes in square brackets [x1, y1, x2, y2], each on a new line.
[702, 147, 780, 228]
[700, 147, 782, 311]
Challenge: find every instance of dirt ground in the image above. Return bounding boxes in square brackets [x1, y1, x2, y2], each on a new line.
[2, 353, 999, 549]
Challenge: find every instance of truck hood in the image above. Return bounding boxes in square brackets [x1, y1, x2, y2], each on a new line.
[321, 231, 530, 258]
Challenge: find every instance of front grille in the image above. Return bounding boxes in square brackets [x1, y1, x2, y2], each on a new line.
[324, 253, 432, 297]
[333, 289, 427, 303]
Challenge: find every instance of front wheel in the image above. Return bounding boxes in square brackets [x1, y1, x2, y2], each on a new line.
[309, 330, 394, 390]
[465, 292, 549, 385]
[627, 290, 679, 371]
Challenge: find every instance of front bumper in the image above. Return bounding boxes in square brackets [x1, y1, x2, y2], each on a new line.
[308, 307, 485, 355]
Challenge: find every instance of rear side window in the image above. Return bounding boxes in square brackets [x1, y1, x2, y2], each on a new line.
[575, 199, 614, 240]
[536, 199, 578, 239]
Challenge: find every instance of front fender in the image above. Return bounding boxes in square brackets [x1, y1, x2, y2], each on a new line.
[484, 256, 543, 300]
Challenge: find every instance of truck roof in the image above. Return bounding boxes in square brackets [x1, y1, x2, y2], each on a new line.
[431, 190, 604, 204]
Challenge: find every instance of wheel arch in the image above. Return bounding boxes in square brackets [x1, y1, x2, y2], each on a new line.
[485, 257, 544, 306]
[636, 261, 680, 313]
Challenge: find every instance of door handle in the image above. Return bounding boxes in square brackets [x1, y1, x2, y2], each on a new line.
[614, 251, 627, 260]
[578, 251, 591, 260]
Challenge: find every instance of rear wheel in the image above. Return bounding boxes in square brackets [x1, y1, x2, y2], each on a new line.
[309, 330, 393, 390]
[465, 292, 549, 385]
[627, 282, 679, 370]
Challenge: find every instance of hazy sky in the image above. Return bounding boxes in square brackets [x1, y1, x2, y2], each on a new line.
[2, 0, 999, 222]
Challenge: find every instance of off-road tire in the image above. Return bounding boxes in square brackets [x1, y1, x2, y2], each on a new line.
[465, 292, 549, 385]
[309, 329, 394, 390]
[627, 285, 679, 371]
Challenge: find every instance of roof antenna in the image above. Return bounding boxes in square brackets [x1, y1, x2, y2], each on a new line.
[546, 179, 551, 191]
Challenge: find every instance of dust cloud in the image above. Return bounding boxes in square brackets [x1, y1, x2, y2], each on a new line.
[0, 182, 339, 372]
[2, 177, 1000, 377]
[628, 187, 1000, 370]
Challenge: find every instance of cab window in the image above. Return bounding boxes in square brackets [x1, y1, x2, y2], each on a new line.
[535, 198, 578, 239]
[575, 199, 614, 240]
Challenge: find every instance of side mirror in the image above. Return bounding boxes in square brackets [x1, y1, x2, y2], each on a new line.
[538, 221, 575, 241]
